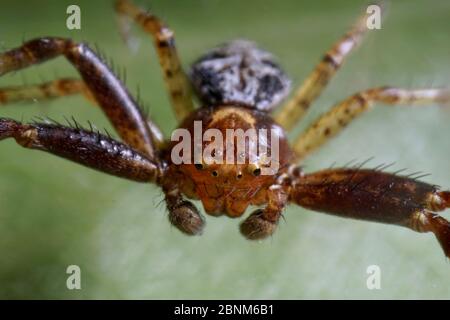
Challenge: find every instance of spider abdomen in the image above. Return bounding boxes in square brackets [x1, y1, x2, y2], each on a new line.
[190, 40, 291, 112]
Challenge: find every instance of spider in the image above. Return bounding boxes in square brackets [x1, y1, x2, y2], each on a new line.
[1, 0, 450, 258]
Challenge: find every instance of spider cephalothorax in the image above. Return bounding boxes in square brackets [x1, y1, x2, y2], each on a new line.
[1, 0, 450, 258]
[162, 104, 293, 219]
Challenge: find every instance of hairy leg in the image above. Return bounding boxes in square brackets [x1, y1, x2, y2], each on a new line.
[0, 78, 165, 148]
[275, 6, 379, 130]
[0, 118, 160, 182]
[162, 182, 205, 236]
[0, 37, 156, 158]
[293, 87, 450, 161]
[240, 185, 288, 240]
[115, 0, 194, 122]
[291, 168, 450, 258]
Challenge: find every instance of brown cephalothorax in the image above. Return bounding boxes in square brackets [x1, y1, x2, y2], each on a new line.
[1, 0, 450, 258]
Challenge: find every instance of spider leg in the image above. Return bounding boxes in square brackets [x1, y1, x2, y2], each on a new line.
[275, 5, 380, 130]
[0, 79, 165, 148]
[240, 185, 288, 240]
[0, 78, 96, 105]
[293, 87, 450, 161]
[0, 118, 160, 182]
[162, 183, 205, 236]
[290, 168, 450, 258]
[115, 0, 194, 122]
[0, 37, 157, 158]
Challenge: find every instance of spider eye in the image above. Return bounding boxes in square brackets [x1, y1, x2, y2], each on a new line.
[195, 163, 204, 170]
[252, 168, 261, 176]
[211, 170, 219, 177]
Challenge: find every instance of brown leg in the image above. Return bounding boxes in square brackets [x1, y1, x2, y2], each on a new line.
[293, 87, 450, 161]
[0, 118, 160, 182]
[0, 37, 156, 158]
[0, 78, 165, 148]
[240, 185, 288, 240]
[162, 182, 205, 236]
[275, 5, 380, 130]
[115, 0, 194, 122]
[291, 168, 450, 258]
[0, 78, 96, 105]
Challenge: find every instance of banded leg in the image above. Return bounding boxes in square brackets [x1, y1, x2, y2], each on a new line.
[0, 118, 160, 182]
[291, 168, 450, 258]
[0, 37, 156, 158]
[0, 78, 96, 105]
[115, 0, 194, 121]
[293, 87, 450, 161]
[240, 185, 288, 240]
[275, 5, 380, 130]
[0, 78, 165, 148]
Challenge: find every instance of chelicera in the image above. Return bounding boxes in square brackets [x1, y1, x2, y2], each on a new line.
[1, 0, 450, 258]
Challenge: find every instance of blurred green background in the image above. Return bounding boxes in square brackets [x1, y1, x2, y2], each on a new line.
[0, 0, 449, 299]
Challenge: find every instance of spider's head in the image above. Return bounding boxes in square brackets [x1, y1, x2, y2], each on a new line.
[169, 105, 293, 217]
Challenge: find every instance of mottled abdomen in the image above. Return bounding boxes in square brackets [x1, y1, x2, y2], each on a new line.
[190, 40, 291, 111]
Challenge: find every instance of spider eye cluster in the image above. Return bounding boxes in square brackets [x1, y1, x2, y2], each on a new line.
[195, 163, 220, 177]
[248, 164, 261, 176]
[193, 163, 262, 179]
[253, 168, 261, 176]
